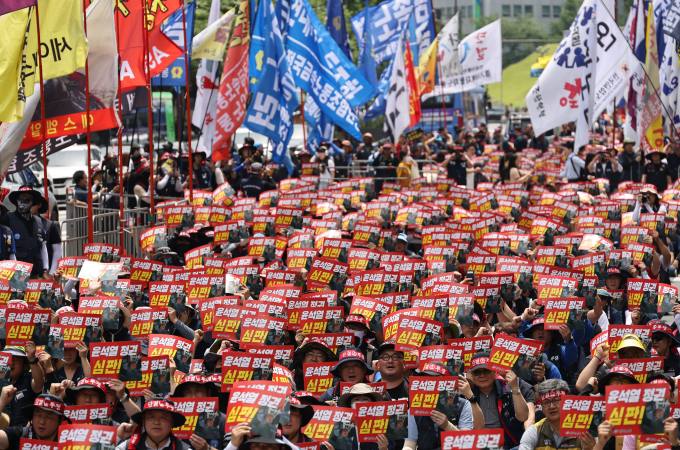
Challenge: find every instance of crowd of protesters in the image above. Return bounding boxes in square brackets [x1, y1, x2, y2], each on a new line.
[1, 114, 680, 450]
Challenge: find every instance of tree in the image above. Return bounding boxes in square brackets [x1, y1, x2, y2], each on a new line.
[550, 0, 581, 38]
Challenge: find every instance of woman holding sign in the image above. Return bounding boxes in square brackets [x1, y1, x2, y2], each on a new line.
[117, 399, 190, 450]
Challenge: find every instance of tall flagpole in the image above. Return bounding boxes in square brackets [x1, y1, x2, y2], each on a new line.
[300, 90, 308, 150]
[180, 0, 194, 202]
[82, 0, 94, 243]
[142, 0, 155, 214]
[114, 3, 126, 253]
[33, 5, 50, 214]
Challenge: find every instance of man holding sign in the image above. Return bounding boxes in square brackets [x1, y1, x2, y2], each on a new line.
[518, 379, 595, 449]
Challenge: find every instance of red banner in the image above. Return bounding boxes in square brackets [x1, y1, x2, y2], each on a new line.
[213, 0, 249, 153]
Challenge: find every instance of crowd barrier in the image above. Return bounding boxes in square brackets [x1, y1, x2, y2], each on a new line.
[63, 200, 155, 258]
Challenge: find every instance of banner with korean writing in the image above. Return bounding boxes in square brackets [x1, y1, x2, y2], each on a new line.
[488, 334, 543, 375]
[57, 424, 116, 450]
[409, 376, 458, 416]
[544, 298, 586, 331]
[616, 358, 664, 383]
[238, 315, 287, 346]
[604, 383, 670, 435]
[148, 334, 194, 375]
[355, 399, 407, 443]
[0, 260, 31, 292]
[302, 362, 335, 395]
[89, 341, 142, 381]
[394, 315, 443, 352]
[57, 313, 102, 344]
[608, 325, 652, 358]
[440, 429, 504, 450]
[46, 325, 84, 360]
[170, 397, 220, 439]
[302, 406, 354, 442]
[225, 381, 291, 433]
[221, 351, 275, 391]
[559, 395, 605, 437]
[284, 0, 374, 140]
[20, 439, 58, 450]
[0, 353, 11, 389]
[125, 355, 171, 397]
[130, 307, 168, 337]
[64, 404, 112, 425]
[6, 307, 50, 346]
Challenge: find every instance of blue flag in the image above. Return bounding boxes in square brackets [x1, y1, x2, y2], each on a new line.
[244, 0, 298, 174]
[350, 0, 434, 65]
[284, 0, 375, 140]
[304, 95, 334, 153]
[326, 0, 351, 59]
[151, 1, 196, 87]
[364, 56, 393, 120]
[358, 0, 378, 87]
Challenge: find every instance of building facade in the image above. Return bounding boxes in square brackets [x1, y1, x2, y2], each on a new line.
[432, 0, 566, 35]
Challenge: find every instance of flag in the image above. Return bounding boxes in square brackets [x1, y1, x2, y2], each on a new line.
[404, 40, 421, 127]
[326, 0, 350, 59]
[0, 8, 32, 122]
[285, 0, 375, 140]
[0, 0, 88, 123]
[244, 0, 298, 174]
[0, 0, 34, 16]
[358, 0, 378, 87]
[116, 0, 184, 89]
[574, 2, 598, 151]
[152, 1, 196, 87]
[0, 87, 38, 174]
[192, 0, 222, 156]
[85, 0, 119, 108]
[385, 35, 410, 142]
[351, 0, 434, 66]
[640, 1, 664, 150]
[191, 8, 236, 61]
[304, 95, 333, 153]
[526, 0, 630, 139]
[417, 39, 437, 96]
[213, 0, 249, 155]
[434, 19, 502, 96]
[433, 12, 459, 95]
[364, 57, 392, 120]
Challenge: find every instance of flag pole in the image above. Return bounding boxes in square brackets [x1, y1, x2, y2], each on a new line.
[180, 0, 194, 202]
[114, 3, 126, 253]
[142, 0, 156, 214]
[33, 5, 50, 217]
[82, 0, 94, 243]
[300, 89, 308, 151]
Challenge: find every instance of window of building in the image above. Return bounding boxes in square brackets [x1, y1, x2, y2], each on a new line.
[513, 4, 522, 16]
[460, 6, 466, 17]
[502, 4, 511, 17]
[468, 5, 473, 18]
[525, 5, 533, 16]
[542, 5, 551, 17]
[553, 5, 562, 17]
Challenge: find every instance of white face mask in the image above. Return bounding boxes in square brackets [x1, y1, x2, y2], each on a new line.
[351, 329, 365, 340]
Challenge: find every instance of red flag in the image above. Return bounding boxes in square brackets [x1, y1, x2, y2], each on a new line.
[212, 0, 249, 154]
[404, 41, 421, 128]
[116, 0, 183, 89]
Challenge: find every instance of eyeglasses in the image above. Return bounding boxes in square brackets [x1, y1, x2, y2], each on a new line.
[379, 353, 405, 361]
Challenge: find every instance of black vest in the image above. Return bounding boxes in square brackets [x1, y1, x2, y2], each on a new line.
[8, 212, 44, 275]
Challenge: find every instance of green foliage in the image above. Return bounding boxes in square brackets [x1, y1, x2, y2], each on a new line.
[477, 15, 556, 68]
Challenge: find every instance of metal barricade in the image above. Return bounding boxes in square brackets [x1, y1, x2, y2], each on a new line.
[63, 202, 154, 258]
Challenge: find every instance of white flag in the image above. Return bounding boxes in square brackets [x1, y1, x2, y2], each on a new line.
[436, 12, 459, 86]
[385, 36, 411, 142]
[431, 19, 502, 96]
[0, 87, 38, 175]
[192, 0, 222, 156]
[526, 0, 630, 139]
[84, 0, 118, 109]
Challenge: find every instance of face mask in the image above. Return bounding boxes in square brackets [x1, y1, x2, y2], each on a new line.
[17, 199, 32, 215]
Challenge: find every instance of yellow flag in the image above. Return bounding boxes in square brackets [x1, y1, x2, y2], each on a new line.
[0, 0, 87, 123]
[417, 39, 438, 96]
[192, 9, 236, 61]
[0, 8, 32, 122]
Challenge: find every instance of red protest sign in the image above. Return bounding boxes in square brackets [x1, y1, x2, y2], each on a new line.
[355, 400, 408, 443]
[559, 395, 605, 437]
